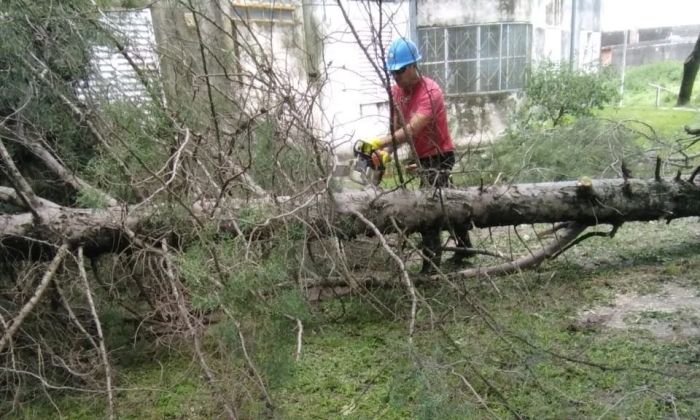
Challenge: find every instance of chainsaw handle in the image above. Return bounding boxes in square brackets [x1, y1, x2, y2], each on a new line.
[370, 149, 391, 170]
[353, 140, 364, 156]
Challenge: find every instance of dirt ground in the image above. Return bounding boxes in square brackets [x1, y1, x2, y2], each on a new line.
[580, 283, 700, 340]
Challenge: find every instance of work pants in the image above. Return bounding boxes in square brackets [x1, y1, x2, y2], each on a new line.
[418, 152, 472, 272]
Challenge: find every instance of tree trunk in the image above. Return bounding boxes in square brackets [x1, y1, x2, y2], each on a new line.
[677, 33, 700, 106]
[2, 175, 699, 259]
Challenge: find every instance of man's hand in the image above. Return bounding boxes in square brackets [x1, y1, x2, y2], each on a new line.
[361, 138, 384, 154]
[371, 149, 391, 169]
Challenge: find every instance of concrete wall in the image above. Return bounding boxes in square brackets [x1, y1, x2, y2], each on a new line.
[417, 0, 532, 26]
[601, 24, 699, 70]
[150, 0, 308, 122]
[415, 0, 601, 143]
[151, 1, 235, 105]
[605, 40, 697, 70]
[147, 0, 409, 157]
[308, 0, 410, 155]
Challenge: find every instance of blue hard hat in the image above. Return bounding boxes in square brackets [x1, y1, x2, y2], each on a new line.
[386, 38, 422, 71]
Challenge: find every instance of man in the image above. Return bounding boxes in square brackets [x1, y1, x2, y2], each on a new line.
[366, 37, 472, 274]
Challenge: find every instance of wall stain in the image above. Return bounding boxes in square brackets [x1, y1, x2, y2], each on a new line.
[498, 0, 516, 18]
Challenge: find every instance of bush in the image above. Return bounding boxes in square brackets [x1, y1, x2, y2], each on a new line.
[523, 61, 621, 126]
[463, 118, 653, 185]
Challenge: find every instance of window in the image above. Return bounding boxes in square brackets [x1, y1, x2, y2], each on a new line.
[231, 2, 295, 24]
[418, 23, 531, 95]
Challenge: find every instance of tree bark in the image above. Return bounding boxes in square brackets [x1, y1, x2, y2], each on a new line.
[2, 175, 699, 259]
[677, 33, 700, 106]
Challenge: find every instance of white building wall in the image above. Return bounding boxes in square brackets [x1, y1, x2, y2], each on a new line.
[412, 0, 601, 143]
[311, 0, 411, 155]
[230, 2, 308, 117]
[417, 0, 533, 25]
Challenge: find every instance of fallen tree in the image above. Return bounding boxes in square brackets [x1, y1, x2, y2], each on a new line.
[2, 172, 700, 262]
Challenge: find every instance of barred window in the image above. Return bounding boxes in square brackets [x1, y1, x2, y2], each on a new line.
[418, 23, 531, 95]
[231, 2, 295, 24]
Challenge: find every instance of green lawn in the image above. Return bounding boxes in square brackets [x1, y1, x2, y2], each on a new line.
[13, 219, 700, 419]
[598, 106, 699, 139]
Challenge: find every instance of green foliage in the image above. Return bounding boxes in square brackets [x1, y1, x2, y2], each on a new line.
[82, 101, 174, 201]
[13, 221, 700, 418]
[75, 185, 110, 208]
[523, 61, 621, 126]
[248, 119, 325, 193]
[0, 1, 106, 204]
[464, 117, 650, 185]
[273, 219, 700, 419]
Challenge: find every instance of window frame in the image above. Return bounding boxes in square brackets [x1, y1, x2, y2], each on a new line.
[418, 22, 532, 96]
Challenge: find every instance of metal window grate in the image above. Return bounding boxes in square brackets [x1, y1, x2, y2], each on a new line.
[418, 23, 531, 95]
[231, 2, 295, 23]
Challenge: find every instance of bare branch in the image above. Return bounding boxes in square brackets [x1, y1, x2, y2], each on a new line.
[4, 128, 118, 205]
[443, 223, 587, 279]
[0, 244, 69, 353]
[0, 186, 57, 208]
[77, 247, 115, 420]
[160, 240, 239, 420]
[0, 137, 42, 219]
[350, 209, 419, 342]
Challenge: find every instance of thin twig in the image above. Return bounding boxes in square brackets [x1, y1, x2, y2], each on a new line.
[0, 244, 69, 353]
[161, 240, 239, 420]
[235, 318, 274, 408]
[350, 209, 419, 342]
[284, 314, 304, 362]
[78, 247, 115, 420]
[450, 368, 500, 419]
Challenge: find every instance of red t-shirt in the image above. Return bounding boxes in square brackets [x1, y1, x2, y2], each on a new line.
[391, 77, 454, 158]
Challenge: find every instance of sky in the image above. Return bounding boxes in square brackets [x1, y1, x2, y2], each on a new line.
[601, 0, 700, 31]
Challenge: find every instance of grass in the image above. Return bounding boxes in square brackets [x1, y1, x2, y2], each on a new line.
[601, 60, 700, 151]
[13, 220, 700, 419]
[284, 219, 700, 418]
[11, 354, 215, 419]
[598, 106, 698, 144]
[619, 61, 690, 107]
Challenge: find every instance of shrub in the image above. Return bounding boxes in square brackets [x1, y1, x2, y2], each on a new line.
[523, 61, 621, 126]
[463, 118, 652, 185]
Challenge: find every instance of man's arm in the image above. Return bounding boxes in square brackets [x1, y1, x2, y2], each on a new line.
[377, 112, 431, 149]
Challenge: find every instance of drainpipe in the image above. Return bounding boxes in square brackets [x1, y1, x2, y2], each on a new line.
[409, 0, 417, 41]
[302, 0, 320, 80]
[569, 0, 577, 71]
[619, 28, 628, 104]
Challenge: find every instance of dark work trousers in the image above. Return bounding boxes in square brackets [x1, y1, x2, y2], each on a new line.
[418, 152, 472, 273]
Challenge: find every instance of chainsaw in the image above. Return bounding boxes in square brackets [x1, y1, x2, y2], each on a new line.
[350, 140, 390, 186]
